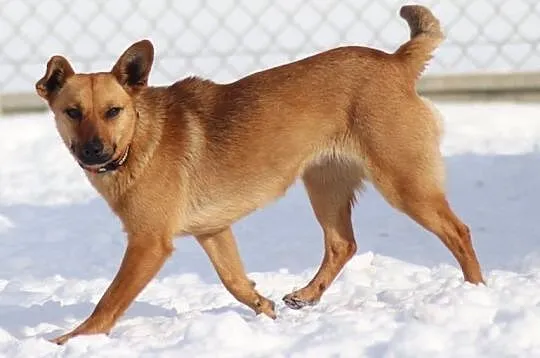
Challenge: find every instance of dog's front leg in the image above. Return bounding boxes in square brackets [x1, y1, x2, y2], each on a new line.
[196, 227, 276, 319]
[50, 235, 173, 345]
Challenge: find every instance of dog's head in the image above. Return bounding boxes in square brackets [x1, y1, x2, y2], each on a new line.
[36, 40, 154, 172]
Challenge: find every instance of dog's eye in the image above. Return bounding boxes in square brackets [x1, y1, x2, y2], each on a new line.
[65, 108, 82, 121]
[105, 107, 123, 119]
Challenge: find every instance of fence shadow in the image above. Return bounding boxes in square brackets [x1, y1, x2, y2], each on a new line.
[0, 152, 539, 338]
[1, 152, 538, 282]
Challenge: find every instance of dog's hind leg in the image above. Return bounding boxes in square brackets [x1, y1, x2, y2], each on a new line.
[196, 227, 276, 318]
[364, 119, 484, 284]
[374, 174, 484, 284]
[283, 157, 363, 309]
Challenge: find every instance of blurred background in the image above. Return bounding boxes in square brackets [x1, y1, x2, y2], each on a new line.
[0, 0, 539, 113]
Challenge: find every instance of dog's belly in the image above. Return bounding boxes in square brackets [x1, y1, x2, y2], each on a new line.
[181, 149, 367, 236]
[182, 169, 302, 236]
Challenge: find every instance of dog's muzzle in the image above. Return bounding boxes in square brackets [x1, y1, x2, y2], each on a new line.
[79, 144, 130, 174]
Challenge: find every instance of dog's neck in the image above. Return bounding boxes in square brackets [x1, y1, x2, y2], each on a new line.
[86, 87, 169, 205]
[85, 81, 212, 217]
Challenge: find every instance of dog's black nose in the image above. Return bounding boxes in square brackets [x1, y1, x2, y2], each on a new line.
[79, 137, 110, 165]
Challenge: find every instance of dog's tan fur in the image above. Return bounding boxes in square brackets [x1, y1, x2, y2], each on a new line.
[36, 5, 483, 344]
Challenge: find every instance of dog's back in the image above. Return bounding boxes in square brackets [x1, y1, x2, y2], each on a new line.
[144, 5, 446, 233]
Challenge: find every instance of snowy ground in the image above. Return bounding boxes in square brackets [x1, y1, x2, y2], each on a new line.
[1, 102, 540, 357]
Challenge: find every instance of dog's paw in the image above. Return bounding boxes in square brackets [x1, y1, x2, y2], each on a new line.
[49, 332, 75, 345]
[282, 293, 318, 310]
[254, 296, 276, 319]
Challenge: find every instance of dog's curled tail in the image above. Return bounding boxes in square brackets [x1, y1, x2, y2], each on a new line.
[395, 5, 444, 78]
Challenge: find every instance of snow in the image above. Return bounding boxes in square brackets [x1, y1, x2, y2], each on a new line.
[1, 101, 540, 357]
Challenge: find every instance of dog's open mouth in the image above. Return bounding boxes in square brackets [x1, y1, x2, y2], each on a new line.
[79, 145, 130, 174]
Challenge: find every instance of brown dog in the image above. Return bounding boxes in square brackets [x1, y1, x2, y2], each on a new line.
[36, 5, 483, 344]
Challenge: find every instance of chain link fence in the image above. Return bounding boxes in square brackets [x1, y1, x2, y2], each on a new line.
[1, 0, 539, 96]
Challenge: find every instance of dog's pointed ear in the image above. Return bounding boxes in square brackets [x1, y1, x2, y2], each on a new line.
[112, 40, 154, 93]
[35, 56, 75, 100]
